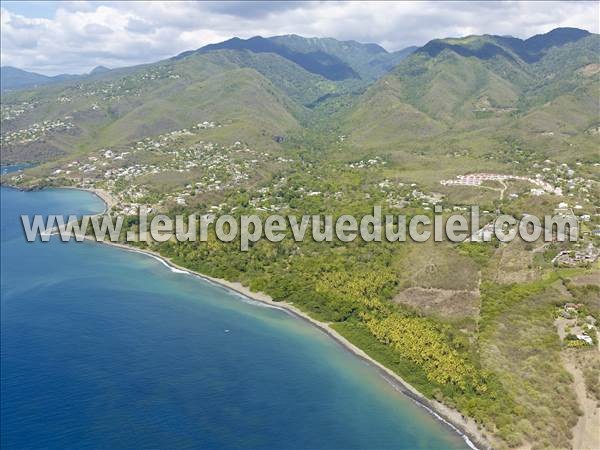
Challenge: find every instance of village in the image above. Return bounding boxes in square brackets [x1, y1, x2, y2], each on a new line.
[1, 100, 38, 122]
[73, 65, 181, 102]
[441, 158, 598, 223]
[0, 65, 183, 143]
[552, 242, 600, 267]
[18, 123, 299, 216]
[440, 158, 597, 207]
[0, 117, 75, 146]
[2, 101, 598, 262]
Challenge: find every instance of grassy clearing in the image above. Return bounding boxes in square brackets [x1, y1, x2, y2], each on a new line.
[479, 280, 581, 448]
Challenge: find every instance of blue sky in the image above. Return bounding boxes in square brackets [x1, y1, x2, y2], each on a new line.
[2, 1, 58, 18]
[1, 1, 598, 75]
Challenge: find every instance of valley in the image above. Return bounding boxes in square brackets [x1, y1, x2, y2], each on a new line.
[2, 28, 599, 449]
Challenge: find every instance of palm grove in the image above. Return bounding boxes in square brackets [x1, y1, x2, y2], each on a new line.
[2, 28, 599, 449]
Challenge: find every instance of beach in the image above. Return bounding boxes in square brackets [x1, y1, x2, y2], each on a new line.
[95, 239, 492, 450]
[57, 187, 116, 212]
[48, 186, 492, 449]
[1, 185, 472, 450]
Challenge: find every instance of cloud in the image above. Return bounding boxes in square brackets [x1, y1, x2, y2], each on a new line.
[126, 17, 154, 34]
[199, 1, 307, 19]
[1, 1, 598, 75]
[84, 23, 113, 35]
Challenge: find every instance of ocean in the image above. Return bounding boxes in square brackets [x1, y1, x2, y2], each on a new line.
[0, 185, 467, 449]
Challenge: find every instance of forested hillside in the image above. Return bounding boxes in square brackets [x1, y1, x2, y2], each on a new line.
[2, 28, 599, 449]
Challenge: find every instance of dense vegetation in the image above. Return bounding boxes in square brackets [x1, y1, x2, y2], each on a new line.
[2, 27, 599, 449]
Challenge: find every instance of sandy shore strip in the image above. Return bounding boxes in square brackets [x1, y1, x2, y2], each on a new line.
[88, 238, 494, 450]
[10, 184, 492, 448]
[59, 187, 116, 213]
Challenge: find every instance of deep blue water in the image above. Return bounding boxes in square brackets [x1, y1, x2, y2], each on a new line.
[0, 186, 467, 450]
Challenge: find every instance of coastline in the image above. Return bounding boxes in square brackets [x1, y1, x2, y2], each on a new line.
[91, 237, 493, 450]
[13, 183, 493, 449]
[55, 186, 116, 213]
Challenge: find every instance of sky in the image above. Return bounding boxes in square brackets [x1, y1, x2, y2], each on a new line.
[1, 1, 598, 75]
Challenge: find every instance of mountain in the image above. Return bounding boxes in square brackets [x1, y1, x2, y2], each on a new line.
[344, 27, 599, 146]
[191, 36, 360, 81]
[1, 65, 115, 92]
[2, 28, 597, 164]
[516, 27, 591, 59]
[176, 35, 415, 82]
[0, 67, 80, 91]
[1, 65, 113, 93]
[0, 66, 81, 92]
[1, 67, 49, 91]
[89, 65, 111, 75]
[0, 34, 416, 160]
[2, 29, 599, 449]
[416, 27, 590, 62]
[267, 35, 416, 81]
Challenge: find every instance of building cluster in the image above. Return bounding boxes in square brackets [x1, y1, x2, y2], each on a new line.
[536, 160, 596, 202]
[1, 118, 74, 146]
[348, 156, 386, 169]
[552, 243, 599, 267]
[1, 101, 38, 122]
[32, 124, 295, 214]
[440, 173, 560, 195]
[559, 303, 596, 346]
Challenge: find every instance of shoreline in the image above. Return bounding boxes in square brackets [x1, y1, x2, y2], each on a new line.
[0, 183, 116, 215]
[10, 183, 493, 449]
[91, 237, 493, 450]
[56, 186, 116, 213]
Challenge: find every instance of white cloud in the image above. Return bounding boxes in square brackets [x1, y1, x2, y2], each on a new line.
[1, 1, 598, 75]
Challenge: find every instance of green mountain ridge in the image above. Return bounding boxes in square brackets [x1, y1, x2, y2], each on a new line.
[0, 65, 118, 92]
[178, 34, 416, 82]
[2, 28, 598, 164]
[0, 66, 80, 92]
[2, 28, 599, 450]
[344, 28, 599, 147]
[0, 34, 417, 162]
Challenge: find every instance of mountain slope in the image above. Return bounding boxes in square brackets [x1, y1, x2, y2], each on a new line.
[0, 67, 79, 91]
[94, 67, 303, 147]
[196, 50, 340, 107]
[1, 53, 305, 163]
[177, 35, 415, 82]
[181, 36, 360, 81]
[343, 28, 599, 146]
[2, 29, 599, 450]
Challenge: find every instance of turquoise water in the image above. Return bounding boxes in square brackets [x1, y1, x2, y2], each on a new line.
[0, 186, 468, 450]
